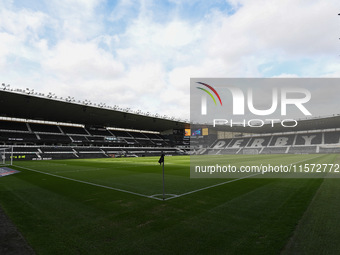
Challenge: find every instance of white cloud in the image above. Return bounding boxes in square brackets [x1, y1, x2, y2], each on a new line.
[44, 40, 124, 81]
[0, 7, 49, 57]
[0, 8, 47, 36]
[109, 0, 136, 22]
[211, 0, 339, 58]
[0, 0, 339, 121]
[45, 0, 105, 41]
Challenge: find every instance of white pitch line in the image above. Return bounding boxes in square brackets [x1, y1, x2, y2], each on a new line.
[13, 155, 325, 202]
[14, 165, 162, 201]
[165, 154, 325, 201]
[164, 173, 260, 201]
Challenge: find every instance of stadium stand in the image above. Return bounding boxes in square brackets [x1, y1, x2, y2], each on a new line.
[295, 132, 322, 145]
[29, 123, 61, 133]
[40, 147, 74, 153]
[228, 137, 252, 148]
[269, 134, 295, 146]
[0, 120, 28, 131]
[129, 132, 148, 139]
[211, 138, 233, 149]
[109, 130, 132, 138]
[87, 128, 112, 136]
[246, 136, 272, 147]
[13, 147, 39, 153]
[0, 131, 38, 143]
[69, 136, 89, 143]
[261, 147, 288, 154]
[319, 146, 340, 153]
[60, 126, 88, 135]
[199, 130, 340, 155]
[220, 148, 240, 155]
[0, 117, 185, 160]
[324, 131, 340, 144]
[2, 114, 340, 158]
[38, 134, 72, 144]
[2, 88, 340, 160]
[0, 88, 191, 161]
[288, 146, 317, 154]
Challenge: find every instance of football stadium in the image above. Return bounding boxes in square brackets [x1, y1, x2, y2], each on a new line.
[1, 83, 340, 254]
[1, 1, 340, 255]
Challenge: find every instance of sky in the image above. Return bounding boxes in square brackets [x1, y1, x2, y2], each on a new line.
[0, 0, 339, 121]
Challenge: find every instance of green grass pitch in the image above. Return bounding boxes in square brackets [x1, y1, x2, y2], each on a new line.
[1, 154, 340, 254]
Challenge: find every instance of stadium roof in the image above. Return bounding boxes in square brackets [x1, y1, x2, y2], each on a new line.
[2, 89, 340, 134]
[0, 90, 188, 132]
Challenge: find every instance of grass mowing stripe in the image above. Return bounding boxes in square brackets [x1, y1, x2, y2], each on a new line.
[281, 156, 340, 254]
[14, 165, 163, 201]
[282, 178, 340, 254]
[0, 155, 336, 254]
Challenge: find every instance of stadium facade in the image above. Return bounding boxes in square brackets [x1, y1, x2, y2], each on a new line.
[0, 88, 190, 160]
[1, 87, 340, 162]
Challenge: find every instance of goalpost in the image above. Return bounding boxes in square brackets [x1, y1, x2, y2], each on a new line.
[0, 147, 13, 166]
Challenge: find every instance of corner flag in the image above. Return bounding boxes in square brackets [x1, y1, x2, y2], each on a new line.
[158, 153, 165, 165]
[159, 153, 165, 200]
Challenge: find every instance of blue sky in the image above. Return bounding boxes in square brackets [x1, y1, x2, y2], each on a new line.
[0, 0, 339, 120]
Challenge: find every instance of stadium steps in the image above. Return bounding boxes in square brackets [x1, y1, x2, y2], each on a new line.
[292, 134, 298, 146]
[209, 139, 219, 148]
[84, 128, 92, 136]
[100, 149, 108, 157]
[72, 148, 79, 157]
[26, 123, 32, 132]
[285, 147, 290, 153]
[57, 125, 64, 134]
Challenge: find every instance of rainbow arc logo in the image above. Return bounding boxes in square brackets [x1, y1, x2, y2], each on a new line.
[196, 82, 223, 106]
